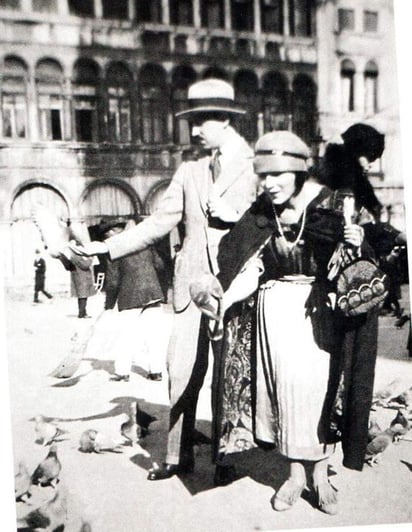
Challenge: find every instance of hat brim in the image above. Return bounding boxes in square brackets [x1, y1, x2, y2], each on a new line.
[176, 105, 246, 118]
[254, 155, 307, 174]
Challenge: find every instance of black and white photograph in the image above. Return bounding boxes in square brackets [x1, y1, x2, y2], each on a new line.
[0, 0, 411, 531]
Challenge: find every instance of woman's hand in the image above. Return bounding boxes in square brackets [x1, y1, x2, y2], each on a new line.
[343, 224, 364, 248]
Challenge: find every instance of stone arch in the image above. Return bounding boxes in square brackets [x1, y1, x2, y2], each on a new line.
[80, 178, 142, 226]
[144, 178, 171, 215]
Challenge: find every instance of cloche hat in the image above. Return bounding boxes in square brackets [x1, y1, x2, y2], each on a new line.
[175, 78, 246, 118]
[254, 131, 310, 173]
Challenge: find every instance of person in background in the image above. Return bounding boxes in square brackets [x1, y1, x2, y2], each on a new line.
[69, 78, 258, 483]
[69, 244, 96, 319]
[100, 218, 166, 382]
[33, 248, 53, 303]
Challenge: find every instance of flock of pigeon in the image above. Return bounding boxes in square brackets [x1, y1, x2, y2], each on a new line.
[366, 382, 412, 466]
[14, 402, 156, 531]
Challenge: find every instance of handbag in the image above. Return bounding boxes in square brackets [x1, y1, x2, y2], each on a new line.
[335, 258, 388, 316]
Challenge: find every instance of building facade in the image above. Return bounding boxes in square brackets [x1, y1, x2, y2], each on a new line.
[0, 0, 402, 291]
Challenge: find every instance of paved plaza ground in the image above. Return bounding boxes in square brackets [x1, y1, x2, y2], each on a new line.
[1, 285, 412, 531]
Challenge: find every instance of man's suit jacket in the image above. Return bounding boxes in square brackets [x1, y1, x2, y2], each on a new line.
[106, 136, 257, 312]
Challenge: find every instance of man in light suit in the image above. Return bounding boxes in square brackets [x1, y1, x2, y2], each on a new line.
[72, 78, 257, 482]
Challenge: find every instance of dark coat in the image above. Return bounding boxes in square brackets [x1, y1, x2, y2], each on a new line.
[215, 189, 389, 470]
[70, 257, 96, 298]
[34, 257, 46, 290]
[105, 247, 164, 311]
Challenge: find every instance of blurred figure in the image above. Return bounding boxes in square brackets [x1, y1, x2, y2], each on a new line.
[33, 248, 53, 303]
[69, 244, 96, 318]
[380, 245, 405, 318]
[99, 218, 167, 381]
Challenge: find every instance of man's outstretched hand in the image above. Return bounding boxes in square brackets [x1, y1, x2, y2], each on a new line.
[69, 241, 109, 257]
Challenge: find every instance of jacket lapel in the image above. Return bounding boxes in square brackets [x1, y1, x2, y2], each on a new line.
[192, 157, 211, 217]
[212, 141, 254, 197]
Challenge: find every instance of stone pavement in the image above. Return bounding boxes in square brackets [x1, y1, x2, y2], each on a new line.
[1, 286, 412, 532]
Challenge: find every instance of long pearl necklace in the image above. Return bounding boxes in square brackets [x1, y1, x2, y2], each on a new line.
[272, 205, 307, 250]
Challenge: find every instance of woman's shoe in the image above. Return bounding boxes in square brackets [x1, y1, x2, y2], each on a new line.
[273, 478, 305, 511]
[316, 482, 339, 515]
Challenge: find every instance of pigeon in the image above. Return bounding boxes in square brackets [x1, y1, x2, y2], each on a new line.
[79, 429, 98, 453]
[389, 408, 410, 442]
[367, 416, 382, 443]
[79, 429, 124, 453]
[14, 461, 31, 502]
[390, 386, 412, 410]
[372, 379, 403, 407]
[135, 404, 157, 439]
[365, 428, 398, 466]
[31, 443, 62, 487]
[34, 415, 65, 446]
[121, 402, 140, 444]
[20, 485, 68, 531]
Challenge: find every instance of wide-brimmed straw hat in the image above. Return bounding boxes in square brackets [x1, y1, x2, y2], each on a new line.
[254, 131, 310, 173]
[175, 78, 246, 118]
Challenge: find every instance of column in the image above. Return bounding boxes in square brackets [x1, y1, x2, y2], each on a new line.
[283, 0, 290, 36]
[95, 0, 103, 18]
[224, 0, 231, 31]
[128, 0, 136, 21]
[193, 0, 201, 28]
[27, 69, 40, 142]
[254, 0, 261, 36]
[162, 0, 170, 25]
[21, 0, 31, 12]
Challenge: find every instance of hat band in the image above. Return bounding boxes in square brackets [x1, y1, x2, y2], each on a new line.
[254, 150, 308, 161]
[187, 97, 239, 109]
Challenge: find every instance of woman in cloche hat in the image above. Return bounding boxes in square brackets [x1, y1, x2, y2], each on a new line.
[195, 130, 381, 515]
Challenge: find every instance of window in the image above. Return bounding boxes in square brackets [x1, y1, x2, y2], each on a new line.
[32, 0, 57, 13]
[72, 59, 100, 142]
[0, 0, 20, 9]
[341, 59, 355, 112]
[338, 8, 355, 31]
[289, 0, 313, 37]
[36, 59, 65, 140]
[68, 0, 94, 17]
[201, 0, 224, 29]
[233, 71, 259, 142]
[262, 72, 290, 132]
[170, 0, 193, 26]
[231, 0, 254, 31]
[364, 61, 378, 115]
[106, 63, 132, 143]
[171, 66, 196, 145]
[364, 11, 378, 32]
[261, 0, 283, 34]
[292, 74, 317, 145]
[102, 0, 128, 20]
[135, 0, 161, 23]
[139, 65, 169, 144]
[1, 56, 28, 139]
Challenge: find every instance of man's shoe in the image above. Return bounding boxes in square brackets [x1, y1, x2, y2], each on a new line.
[213, 464, 237, 487]
[147, 372, 162, 381]
[147, 462, 194, 481]
[110, 374, 130, 382]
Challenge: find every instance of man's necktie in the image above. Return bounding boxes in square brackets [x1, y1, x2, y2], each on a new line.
[210, 150, 221, 182]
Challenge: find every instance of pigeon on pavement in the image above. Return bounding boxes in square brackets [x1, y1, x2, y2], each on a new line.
[34, 415, 65, 446]
[121, 402, 139, 444]
[135, 403, 157, 439]
[31, 443, 62, 487]
[390, 386, 412, 410]
[20, 485, 68, 531]
[79, 429, 125, 453]
[367, 416, 382, 443]
[372, 379, 403, 407]
[389, 408, 410, 442]
[14, 461, 31, 502]
[365, 428, 398, 466]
